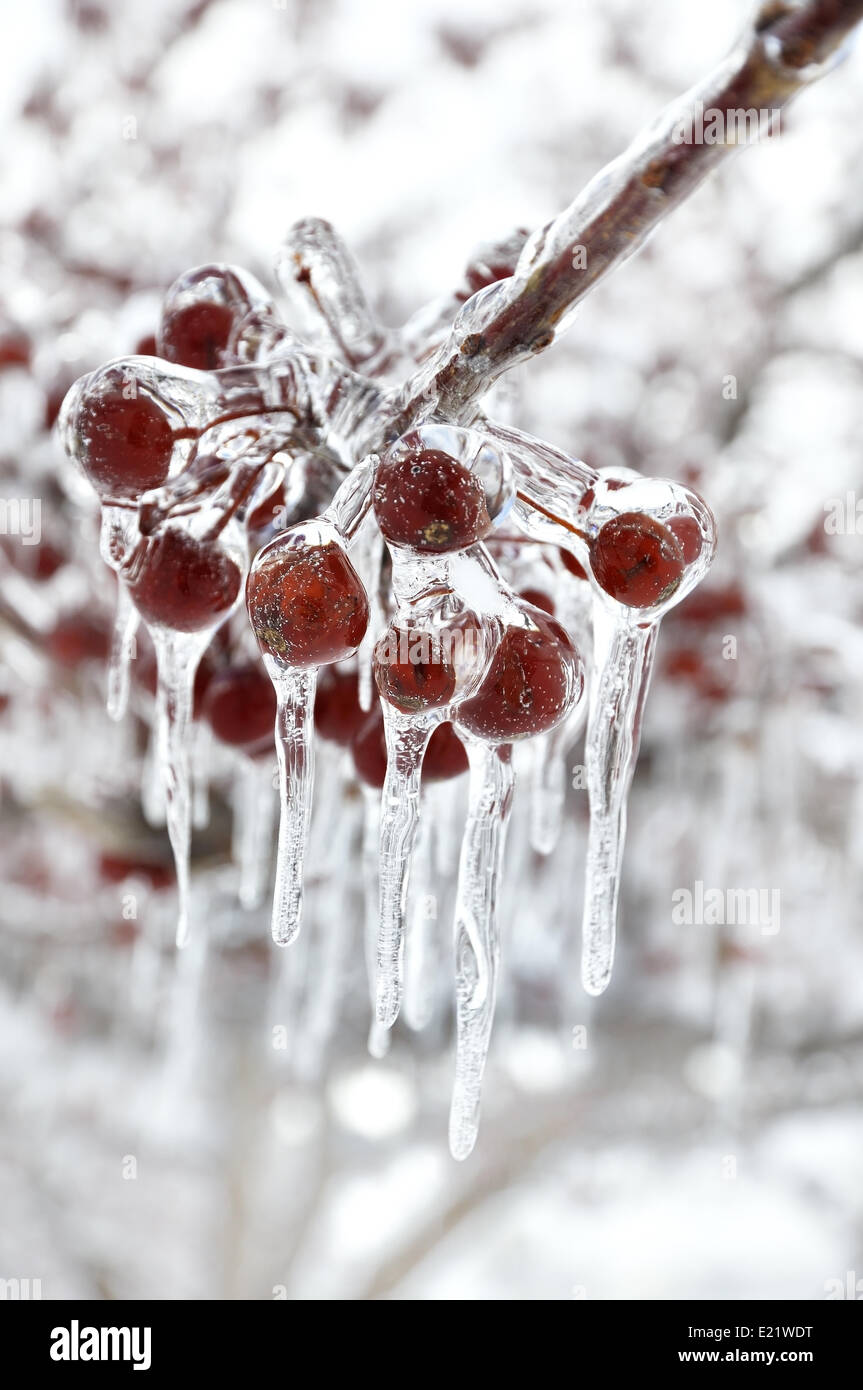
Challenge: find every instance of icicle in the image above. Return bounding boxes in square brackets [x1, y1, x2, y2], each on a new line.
[361, 784, 380, 999]
[141, 722, 165, 827]
[152, 629, 211, 948]
[376, 706, 434, 1027]
[352, 520, 385, 712]
[271, 666, 318, 946]
[235, 755, 277, 910]
[450, 740, 515, 1161]
[106, 582, 139, 722]
[403, 811, 438, 1032]
[359, 785, 391, 1057]
[275, 217, 389, 371]
[581, 606, 659, 996]
[192, 720, 212, 831]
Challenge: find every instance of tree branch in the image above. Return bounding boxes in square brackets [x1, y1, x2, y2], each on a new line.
[393, 0, 863, 431]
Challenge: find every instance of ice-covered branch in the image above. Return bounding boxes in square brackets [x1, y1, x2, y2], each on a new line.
[395, 0, 863, 427]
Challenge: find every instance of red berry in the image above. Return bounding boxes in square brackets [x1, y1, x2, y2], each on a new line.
[667, 513, 703, 565]
[374, 623, 457, 714]
[203, 663, 276, 751]
[159, 301, 236, 371]
[559, 547, 588, 581]
[373, 448, 490, 553]
[664, 648, 703, 682]
[351, 705, 468, 787]
[351, 705, 388, 789]
[315, 666, 365, 746]
[590, 512, 684, 608]
[129, 529, 241, 633]
[99, 852, 174, 890]
[0, 330, 31, 370]
[33, 541, 66, 581]
[457, 608, 581, 742]
[1, 536, 65, 582]
[46, 610, 111, 667]
[423, 721, 468, 781]
[518, 587, 555, 616]
[247, 532, 369, 668]
[135, 333, 158, 358]
[75, 388, 175, 499]
[676, 583, 746, 625]
[246, 479, 287, 538]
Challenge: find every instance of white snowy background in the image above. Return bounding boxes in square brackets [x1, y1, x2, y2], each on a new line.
[0, 0, 862, 1300]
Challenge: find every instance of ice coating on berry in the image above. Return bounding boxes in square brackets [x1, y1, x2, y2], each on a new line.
[373, 448, 491, 553]
[457, 608, 583, 742]
[160, 301, 236, 371]
[74, 389, 175, 499]
[128, 529, 242, 633]
[666, 512, 704, 566]
[374, 623, 457, 714]
[247, 528, 369, 668]
[158, 264, 271, 371]
[590, 511, 685, 609]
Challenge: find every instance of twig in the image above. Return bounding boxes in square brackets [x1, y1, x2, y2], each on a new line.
[393, 0, 863, 430]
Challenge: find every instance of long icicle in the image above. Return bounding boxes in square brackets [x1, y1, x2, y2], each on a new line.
[376, 708, 433, 1028]
[403, 810, 438, 1033]
[361, 785, 391, 1058]
[581, 605, 659, 996]
[449, 740, 515, 1161]
[106, 581, 139, 722]
[271, 666, 318, 946]
[152, 628, 211, 949]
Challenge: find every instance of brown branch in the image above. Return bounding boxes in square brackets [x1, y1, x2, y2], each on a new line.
[393, 0, 863, 431]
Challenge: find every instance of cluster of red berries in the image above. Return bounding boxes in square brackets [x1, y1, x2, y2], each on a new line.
[59, 256, 713, 790]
